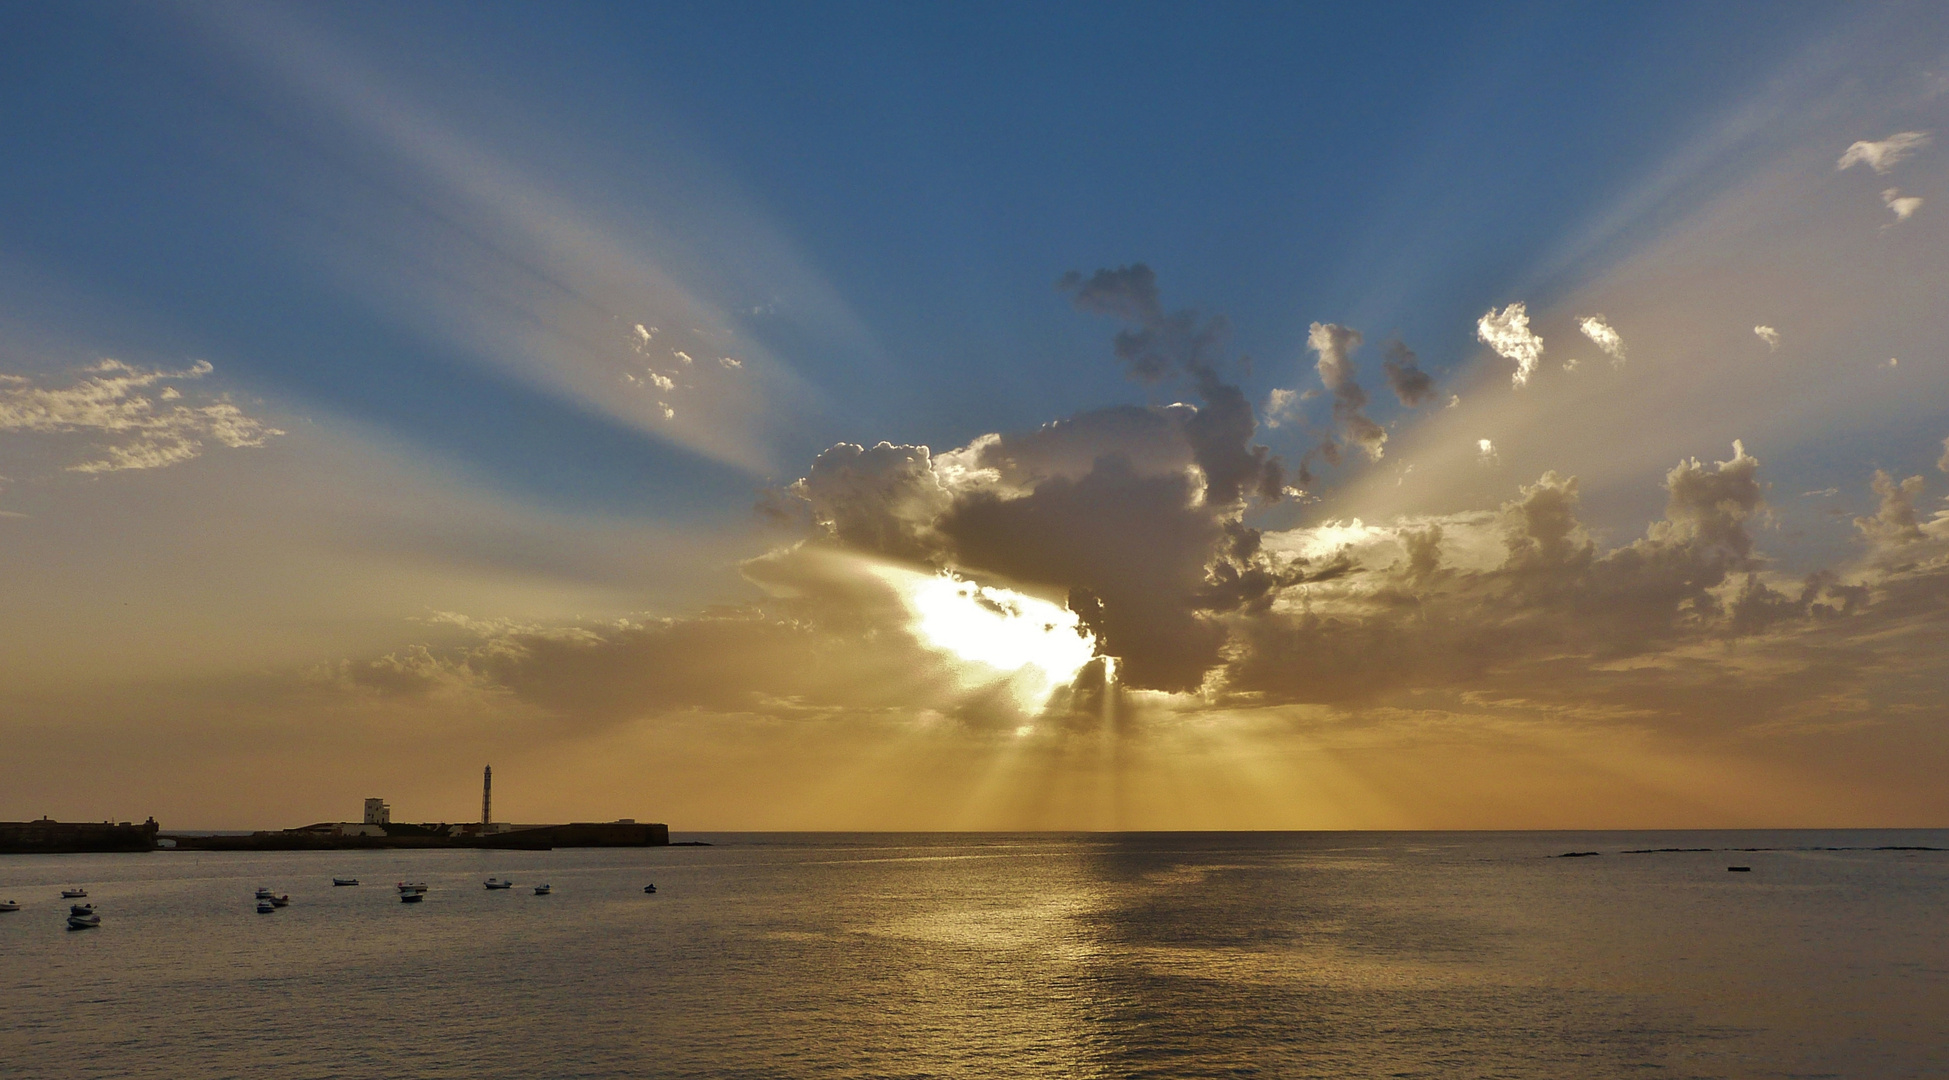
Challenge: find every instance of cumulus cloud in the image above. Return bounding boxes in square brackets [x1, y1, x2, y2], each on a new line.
[1477, 302, 1544, 386]
[1307, 322, 1387, 461]
[1381, 339, 1436, 407]
[1881, 188, 1923, 223]
[1477, 438, 1498, 463]
[0, 359, 282, 474]
[1855, 470, 1927, 544]
[1754, 325, 1781, 350]
[1261, 387, 1299, 428]
[1576, 314, 1627, 365]
[1836, 131, 1931, 173]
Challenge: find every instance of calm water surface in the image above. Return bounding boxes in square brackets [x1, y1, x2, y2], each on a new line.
[1, 831, 1944, 1078]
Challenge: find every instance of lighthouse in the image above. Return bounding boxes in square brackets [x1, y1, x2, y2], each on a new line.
[482, 765, 492, 832]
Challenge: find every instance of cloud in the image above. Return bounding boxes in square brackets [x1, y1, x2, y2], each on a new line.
[1836, 131, 1931, 173]
[1381, 339, 1437, 407]
[769, 266, 1310, 693]
[1881, 188, 1923, 223]
[1854, 470, 1927, 544]
[1576, 314, 1627, 365]
[1308, 322, 1387, 461]
[1754, 325, 1781, 350]
[0, 359, 283, 474]
[1476, 302, 1544, 386]
[1058, 264, 1230, 384]
[1477, 438, 1498, 463]
[1261, 387, 1299, 428]
[1939, 436, 1949, 475]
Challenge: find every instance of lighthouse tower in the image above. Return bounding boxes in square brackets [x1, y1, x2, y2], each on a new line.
[482, 765, 492, 832]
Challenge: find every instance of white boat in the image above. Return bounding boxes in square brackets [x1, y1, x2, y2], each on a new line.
[483, 878, 514, 890]
[532, 884, 551, 895]
[256, 900, 275, 913]
[254, 888, 274, 900]
[396, 881, 427, 894]
[67, 913, 100, 930]
[270, 895, 290, 908]
[399, 891, 424, 904]
[61, 888, 87, 899]
[332, 878, 359, 887]
[0, 900, 19, 912]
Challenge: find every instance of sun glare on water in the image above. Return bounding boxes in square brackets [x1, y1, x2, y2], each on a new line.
[875, 566, 1098, 710]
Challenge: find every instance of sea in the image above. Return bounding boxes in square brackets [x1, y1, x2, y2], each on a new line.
[1, 831, 1944, 1079]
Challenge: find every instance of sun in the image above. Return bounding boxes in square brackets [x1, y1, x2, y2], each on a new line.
[872, 566, 1098, 709]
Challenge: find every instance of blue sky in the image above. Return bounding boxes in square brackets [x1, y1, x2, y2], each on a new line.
[4, 2, 1948, 829]
[0, 1, 1865, 511]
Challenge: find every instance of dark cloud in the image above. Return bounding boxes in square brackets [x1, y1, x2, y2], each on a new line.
[1381, 339, 1437, 407]
[1308, 322, 1387, 462]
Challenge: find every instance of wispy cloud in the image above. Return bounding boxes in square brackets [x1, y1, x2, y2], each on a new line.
[1881, 187, 1923, 223]
[0, 360, 282, 473]
[1477, 302, 1544, 386]
[1754, 325, 1781, 350]
[1836, 131, 1931, 173]
[1576, 314, 1627, 366]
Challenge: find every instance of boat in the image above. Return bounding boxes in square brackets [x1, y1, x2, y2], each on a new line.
[61, 888, 87, 899]
[256, 900, 275, 913]
[270, 895, 290, 907]
[400, 891, 424, 904]
[533, 884, 551, 895]
[332, 878, 359, 887]
[484, 878, 514, 890]
[396, 881, 427, 894]
[254, 888, 274, 899]
[67, 913, 100, 930]
[643, 884, 656, 894]
[70, 903, 95, 916]
[0, 900, 19, 912]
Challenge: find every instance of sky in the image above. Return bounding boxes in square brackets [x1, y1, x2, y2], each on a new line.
[3, 1, 1948, 830]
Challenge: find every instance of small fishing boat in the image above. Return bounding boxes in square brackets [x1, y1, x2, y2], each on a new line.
[484, 878, 514, 890]
[270, 895, 290, 907]
[643, 884, 656, 894]
[67, 912, 100, 930]
[61, 888, 87, 899]
[532, 884, 551, 895]
[254, 888, 274, 900]
[400, 891, 424, 904]
[0, 900, 19, 912]
[332, 878, 359, 887]
[256, 900, 275, 913]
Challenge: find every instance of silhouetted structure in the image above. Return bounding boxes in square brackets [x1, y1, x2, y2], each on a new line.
[0, 818, 159, 854]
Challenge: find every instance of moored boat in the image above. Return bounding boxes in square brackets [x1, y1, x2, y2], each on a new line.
[70, 903, 95, 916]
[484, 878, 514, 890]
[400, 891, 424, 903]
[533, 883, 551, 895]
[257, 900, 275, 913]
[643, 884, 656, 894]
[396, 881, 427, 894]
[61, 888, 87, 899]
[270, 895, 290, 907]
[254, 888, 274, 900]
[67, 913, 100, 930]
[0, 900, 19, 912]
[332, 878, 359, 886]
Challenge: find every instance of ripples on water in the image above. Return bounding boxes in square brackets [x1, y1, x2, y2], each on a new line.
[1, 832, 1944, 1078]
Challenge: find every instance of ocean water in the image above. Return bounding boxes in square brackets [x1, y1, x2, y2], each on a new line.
[1, 832, 1944, 1079]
